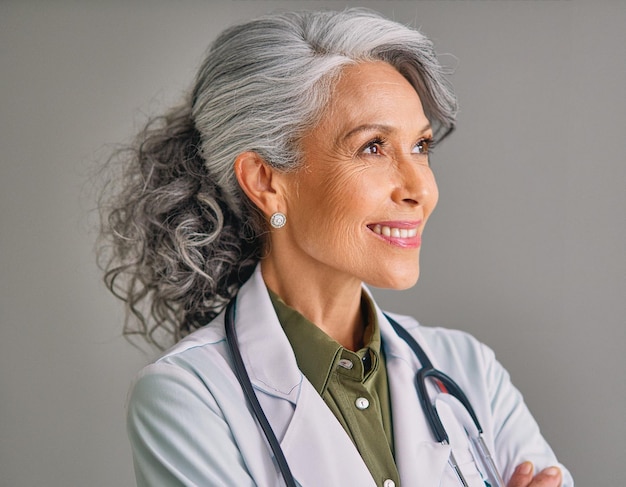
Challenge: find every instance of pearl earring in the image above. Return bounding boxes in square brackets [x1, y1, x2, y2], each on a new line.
[269, 212, 287, 229]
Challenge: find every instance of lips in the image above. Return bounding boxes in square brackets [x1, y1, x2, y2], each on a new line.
[367, 221, 422, 248]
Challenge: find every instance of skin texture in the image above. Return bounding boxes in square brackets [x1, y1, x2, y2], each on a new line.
[235, 61, 562, 487]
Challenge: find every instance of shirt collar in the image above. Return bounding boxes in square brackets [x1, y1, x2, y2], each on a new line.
[268, 288, 381, 394]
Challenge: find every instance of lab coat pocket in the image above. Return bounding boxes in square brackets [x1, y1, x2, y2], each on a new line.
[442, 448, 488, 487]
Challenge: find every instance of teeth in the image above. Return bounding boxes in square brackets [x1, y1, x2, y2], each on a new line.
[371, 225, 418, 238]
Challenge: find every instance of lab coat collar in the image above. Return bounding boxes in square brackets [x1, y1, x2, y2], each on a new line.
[234, 265, 302, 403]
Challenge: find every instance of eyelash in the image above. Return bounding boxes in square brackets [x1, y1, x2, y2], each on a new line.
[361, 137, 387, 155]
[360, 136, 435, 156]
[416, 137, 435, 155]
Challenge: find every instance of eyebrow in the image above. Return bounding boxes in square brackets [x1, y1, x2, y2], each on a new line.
[341, 122, 432, 141]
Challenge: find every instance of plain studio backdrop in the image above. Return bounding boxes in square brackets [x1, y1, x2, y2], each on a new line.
[1, 1, 624, 485]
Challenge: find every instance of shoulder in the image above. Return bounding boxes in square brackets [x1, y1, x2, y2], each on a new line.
[384, 311, 494, 368]
[128, 313, 235, 409]
[158, 312, 230, 371]
[381, 310, 503, 403]
[125, 316, 267, 486]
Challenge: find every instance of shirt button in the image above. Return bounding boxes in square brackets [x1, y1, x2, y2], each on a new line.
[383, 480, 396, 487]
[338, 358, 354, 369]
[355, 397, 370, 410]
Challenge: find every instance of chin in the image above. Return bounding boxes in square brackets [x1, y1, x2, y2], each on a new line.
[390, 274, 420, 290]
[367, 268, 420, 290]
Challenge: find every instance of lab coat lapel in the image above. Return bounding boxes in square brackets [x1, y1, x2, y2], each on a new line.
[279, 380, 377, 486]
[377, 306, 451, 486]
[234, 268, 375, 486]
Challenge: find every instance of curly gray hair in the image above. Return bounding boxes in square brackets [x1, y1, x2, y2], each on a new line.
[98, 8, 457, 348]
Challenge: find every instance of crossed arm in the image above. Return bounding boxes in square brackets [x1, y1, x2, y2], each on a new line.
[508, 462, 563, 487]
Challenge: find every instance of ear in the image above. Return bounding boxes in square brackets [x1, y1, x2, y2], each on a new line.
[234, 151, 284, 216]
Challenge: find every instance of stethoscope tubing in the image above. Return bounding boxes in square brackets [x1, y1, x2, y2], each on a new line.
[386, 314, 484, 442]
[225, 296, 505, 487]
[224, 298, 298, 487]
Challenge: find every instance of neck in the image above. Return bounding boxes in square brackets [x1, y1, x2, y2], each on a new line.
[260, 257, 365, 351]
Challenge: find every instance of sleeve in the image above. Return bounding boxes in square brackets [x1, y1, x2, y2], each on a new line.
[126, 362, 257, 487]
[479, 342, 575, 486]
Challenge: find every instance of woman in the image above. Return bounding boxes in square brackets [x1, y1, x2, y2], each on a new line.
[100, 9, 573, 487]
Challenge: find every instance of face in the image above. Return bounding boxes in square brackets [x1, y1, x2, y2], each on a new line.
[275, 61, 439, 289]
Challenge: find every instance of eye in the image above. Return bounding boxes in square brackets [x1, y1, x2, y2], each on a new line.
[361, 137, 386, 155]
[413, 137, 434, 155]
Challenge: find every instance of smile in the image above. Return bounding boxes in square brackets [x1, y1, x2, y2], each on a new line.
[367, 221, 422, 248]
[370, 225, 418, 238]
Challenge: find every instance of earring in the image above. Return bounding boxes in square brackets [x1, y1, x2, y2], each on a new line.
[269, 212, 287, 229]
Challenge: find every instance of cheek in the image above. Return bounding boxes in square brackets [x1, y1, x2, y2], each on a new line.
[322, 166, 370, 216]
[296, 167, 372, 249]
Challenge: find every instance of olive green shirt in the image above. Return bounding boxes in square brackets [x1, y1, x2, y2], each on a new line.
[269, 289, 400, 487]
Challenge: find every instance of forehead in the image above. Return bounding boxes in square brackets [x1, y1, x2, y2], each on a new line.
[319, 61, 427, 132]
[334, 61, 416, 97]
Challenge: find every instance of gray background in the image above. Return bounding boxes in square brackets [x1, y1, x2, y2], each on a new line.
[1, 1, 624, 485]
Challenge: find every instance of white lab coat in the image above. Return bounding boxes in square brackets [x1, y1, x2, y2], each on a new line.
[127, 266, 573, 486]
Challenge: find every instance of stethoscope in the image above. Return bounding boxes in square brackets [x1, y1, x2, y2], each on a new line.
[224, 297, 506, 487]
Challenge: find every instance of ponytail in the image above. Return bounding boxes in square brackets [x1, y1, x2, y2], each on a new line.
[99, 101, 258, 348]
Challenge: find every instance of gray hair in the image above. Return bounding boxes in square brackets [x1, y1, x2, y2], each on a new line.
[193, 8, 456, 216]
[98, 8, 457, 348]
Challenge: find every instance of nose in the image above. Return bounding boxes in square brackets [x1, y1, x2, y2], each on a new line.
[391, 157, 438, 209]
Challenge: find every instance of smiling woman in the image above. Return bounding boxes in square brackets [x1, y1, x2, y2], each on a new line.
[98, 8, 573, 487]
